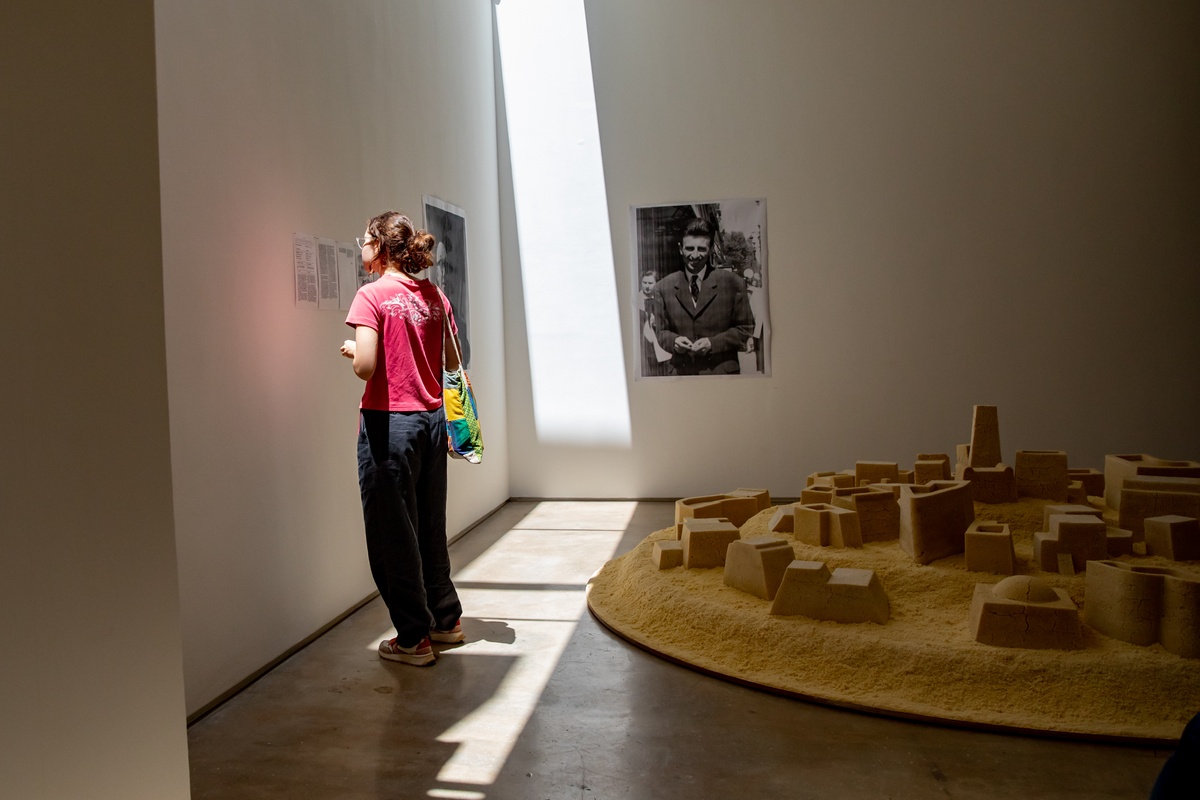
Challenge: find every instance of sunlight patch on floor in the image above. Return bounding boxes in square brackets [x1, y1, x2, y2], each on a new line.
[426, 501, 634, 789]
[434, 618, 579, 787]
[367, 502, 638, 791]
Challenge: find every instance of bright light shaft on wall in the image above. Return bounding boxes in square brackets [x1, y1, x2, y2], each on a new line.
[496, 0, 632, 446]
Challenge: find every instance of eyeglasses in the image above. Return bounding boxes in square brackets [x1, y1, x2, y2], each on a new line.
[355, 236, 373, 249]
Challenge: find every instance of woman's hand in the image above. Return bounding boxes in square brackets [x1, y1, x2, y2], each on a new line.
[340, 340, 356, 359]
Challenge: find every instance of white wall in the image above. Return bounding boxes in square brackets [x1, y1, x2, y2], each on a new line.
[501, 0, 1200, 498]
[156, 0, 508, 714]
[0, 2, 190, 797]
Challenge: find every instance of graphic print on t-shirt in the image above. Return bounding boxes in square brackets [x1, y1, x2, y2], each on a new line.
[379, 292, 442, 326]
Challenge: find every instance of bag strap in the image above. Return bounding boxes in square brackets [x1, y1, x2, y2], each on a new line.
[439, 291, 464, 371]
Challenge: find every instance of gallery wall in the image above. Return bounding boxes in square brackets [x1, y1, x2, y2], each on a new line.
[155, 0, 509, 714]
[0, 2, 191, 797]
[501, 0, 1200, 498]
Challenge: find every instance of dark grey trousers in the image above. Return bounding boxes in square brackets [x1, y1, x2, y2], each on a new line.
[357, 408, 462, 647]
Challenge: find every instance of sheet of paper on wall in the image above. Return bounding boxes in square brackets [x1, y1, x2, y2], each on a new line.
[337, 240, 368, 310]
[292, 233, 319, 308]
[315, 237, 341, 310]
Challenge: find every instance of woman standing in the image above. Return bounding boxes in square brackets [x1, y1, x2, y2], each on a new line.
[340, 210, 464, 666]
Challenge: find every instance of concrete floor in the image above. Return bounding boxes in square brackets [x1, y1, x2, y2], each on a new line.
[188, 501, 1170, 799]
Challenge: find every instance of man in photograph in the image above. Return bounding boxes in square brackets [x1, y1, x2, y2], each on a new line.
[650, 218, 754, 375]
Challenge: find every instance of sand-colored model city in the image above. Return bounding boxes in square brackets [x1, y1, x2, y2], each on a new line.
[653, 405, 1200, 656]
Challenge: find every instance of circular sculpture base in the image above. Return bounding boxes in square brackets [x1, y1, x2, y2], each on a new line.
[586, 499, 1200, 744]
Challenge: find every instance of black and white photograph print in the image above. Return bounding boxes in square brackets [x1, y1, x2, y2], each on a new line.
[423, 195, 472, 369]
[631, 198, 770, 379]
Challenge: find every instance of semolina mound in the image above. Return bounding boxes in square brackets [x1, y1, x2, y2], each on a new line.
[587, 497, 1200, 742]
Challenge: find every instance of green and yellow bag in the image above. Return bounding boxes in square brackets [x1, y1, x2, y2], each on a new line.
[443, 309, 483, 464]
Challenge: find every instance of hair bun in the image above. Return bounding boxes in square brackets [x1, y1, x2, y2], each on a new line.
[400, 230, 435, 273]
[366, 210, 436, 274]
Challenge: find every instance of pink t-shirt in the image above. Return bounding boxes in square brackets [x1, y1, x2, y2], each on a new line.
[345, 273, 457, 411]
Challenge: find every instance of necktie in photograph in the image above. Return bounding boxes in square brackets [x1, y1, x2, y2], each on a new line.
[690, 274, 700, 302]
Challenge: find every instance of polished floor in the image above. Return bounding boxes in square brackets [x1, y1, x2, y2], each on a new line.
[188, 501, 1170, 799]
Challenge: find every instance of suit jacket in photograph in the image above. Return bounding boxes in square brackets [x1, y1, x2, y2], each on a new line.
[651, 267, 754, 375]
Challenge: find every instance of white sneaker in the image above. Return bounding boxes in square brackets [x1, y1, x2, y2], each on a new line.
[378, 635, 436, 665]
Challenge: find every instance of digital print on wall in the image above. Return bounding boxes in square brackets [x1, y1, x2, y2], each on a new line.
[631, 198, 770, 379]
[423, 195, 472, 370]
